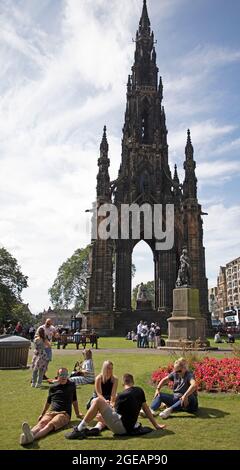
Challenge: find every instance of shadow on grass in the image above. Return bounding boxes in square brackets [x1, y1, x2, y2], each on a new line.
[196, 407, 230, 419]
[112, 428, 174, 440]
[160, 407, 230, 420]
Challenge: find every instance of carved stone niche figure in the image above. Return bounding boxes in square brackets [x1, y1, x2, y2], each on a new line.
[175, 248, 191, 288]
[137, 282, 148, 301]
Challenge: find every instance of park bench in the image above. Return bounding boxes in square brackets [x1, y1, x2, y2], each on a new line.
[56, 332, 98, 349]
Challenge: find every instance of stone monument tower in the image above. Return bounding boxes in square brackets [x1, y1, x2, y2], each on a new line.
[84, 0, 210, 335]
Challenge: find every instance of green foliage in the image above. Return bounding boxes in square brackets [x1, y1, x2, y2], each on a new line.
[49, 246, 91, 313]
[49, 245, 136, 313]
[0, 247, 28, 325]
[10, 303, 35, 327]
[132, 280, 154, 309]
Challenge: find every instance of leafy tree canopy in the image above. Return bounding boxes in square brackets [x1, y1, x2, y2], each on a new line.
[49, 246, 90, 313]
[0, 247, 28, 325]
[49, 245, 136, 313]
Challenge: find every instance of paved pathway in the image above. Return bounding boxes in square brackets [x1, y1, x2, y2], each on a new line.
[46, 347, 233, 356]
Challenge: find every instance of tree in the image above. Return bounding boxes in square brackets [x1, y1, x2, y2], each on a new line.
[49, 245, 136, 313]
[49, 246, 90, 313]
[0, 247, 28, 324]
[132, 280, 155, 310]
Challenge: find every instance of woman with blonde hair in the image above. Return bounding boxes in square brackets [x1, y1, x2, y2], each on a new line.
[87, 360, 118, 433]
[144, 357, 198, 419]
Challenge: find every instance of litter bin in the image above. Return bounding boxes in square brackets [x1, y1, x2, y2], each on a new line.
[0, 335, 31, 369]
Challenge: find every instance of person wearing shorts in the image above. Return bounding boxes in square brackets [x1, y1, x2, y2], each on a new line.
[19, 368, 82, 446]
[65, 373, 165, 439]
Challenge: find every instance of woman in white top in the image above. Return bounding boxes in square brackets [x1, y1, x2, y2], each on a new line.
[69, 349, 95, 385]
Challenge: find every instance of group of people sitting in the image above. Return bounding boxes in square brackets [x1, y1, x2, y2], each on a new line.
[214, 331, 235, 344]
[20, 357, 198, 445]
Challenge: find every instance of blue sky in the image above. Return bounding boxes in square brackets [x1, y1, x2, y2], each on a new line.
[0, 0, 239, 313]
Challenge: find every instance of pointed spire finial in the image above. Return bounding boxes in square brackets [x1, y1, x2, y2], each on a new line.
[185, 128, 193, 159]
[139, 0, 150, 33]
[173, 164, 180, 183]
[100, 125, 108, 154]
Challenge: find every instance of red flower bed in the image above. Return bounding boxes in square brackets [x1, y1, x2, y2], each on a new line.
[151, 357, 240, 393]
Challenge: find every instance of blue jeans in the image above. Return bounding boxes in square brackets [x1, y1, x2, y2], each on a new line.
[45, 347, 52, 362]
[151, 392, 198, 413]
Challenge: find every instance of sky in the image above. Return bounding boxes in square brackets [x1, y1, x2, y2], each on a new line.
[0, 0, 240, 314]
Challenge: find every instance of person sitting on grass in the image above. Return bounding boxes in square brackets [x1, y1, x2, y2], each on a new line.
[47, 349, 95, 385]
[87, 360, 118, 433]
[214, 331, 223, 344]
[143, 357, 198, 419]
[65, 373, 165, 440]
[69, 349, 95, 385]
[19, 368, 83, 446]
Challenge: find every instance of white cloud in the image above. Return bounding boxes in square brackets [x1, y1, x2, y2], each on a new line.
[213, 137, 240, 156]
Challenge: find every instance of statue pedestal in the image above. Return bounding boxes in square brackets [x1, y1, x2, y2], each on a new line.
[136, 299, 153, 311]
[166, 288, 209, 348]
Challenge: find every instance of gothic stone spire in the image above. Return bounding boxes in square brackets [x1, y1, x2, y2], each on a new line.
[97, 126, 110, 200]
[183, 129, 197, 199]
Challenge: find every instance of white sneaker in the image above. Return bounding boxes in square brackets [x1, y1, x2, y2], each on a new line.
[159, 407, 172, 419]
[19, 433, 27, 446]
[139, 409, 146, 418]
[150, 408, 159, 417]
[31, 383, 35, 388]
[35, 384, 42, 388]
[22, 422, 34, 444]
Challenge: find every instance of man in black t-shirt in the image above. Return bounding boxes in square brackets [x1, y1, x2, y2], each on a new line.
[19, 368, 82, 446]
[65, 373, 165, 439]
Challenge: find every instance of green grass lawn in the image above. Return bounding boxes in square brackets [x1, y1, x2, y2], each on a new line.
[0, 344, 239, 450]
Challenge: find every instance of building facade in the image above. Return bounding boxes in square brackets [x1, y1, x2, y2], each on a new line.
[38, 307, 74, 329]
[84, 1, 210, 334]
[226, 257, 240, 309]
[208, 287, 219, 319]
[216, 266, 227, 321]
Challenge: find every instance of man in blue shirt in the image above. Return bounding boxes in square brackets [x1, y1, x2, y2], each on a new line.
[149, 358, 198, 419]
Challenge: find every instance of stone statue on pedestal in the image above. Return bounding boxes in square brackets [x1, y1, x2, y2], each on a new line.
[137, 282, 148, 301]
[176, 249, 191, 288]
[136, 282, 152, 311]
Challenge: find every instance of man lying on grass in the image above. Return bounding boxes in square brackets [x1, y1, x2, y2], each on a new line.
[65, 373, 165, 439]
[20, 368, 83, 446]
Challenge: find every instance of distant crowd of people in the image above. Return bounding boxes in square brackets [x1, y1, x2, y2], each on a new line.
[126, 320, 165, 348]
[214, 331, 235, 344]
[0, 322, 36, 340]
